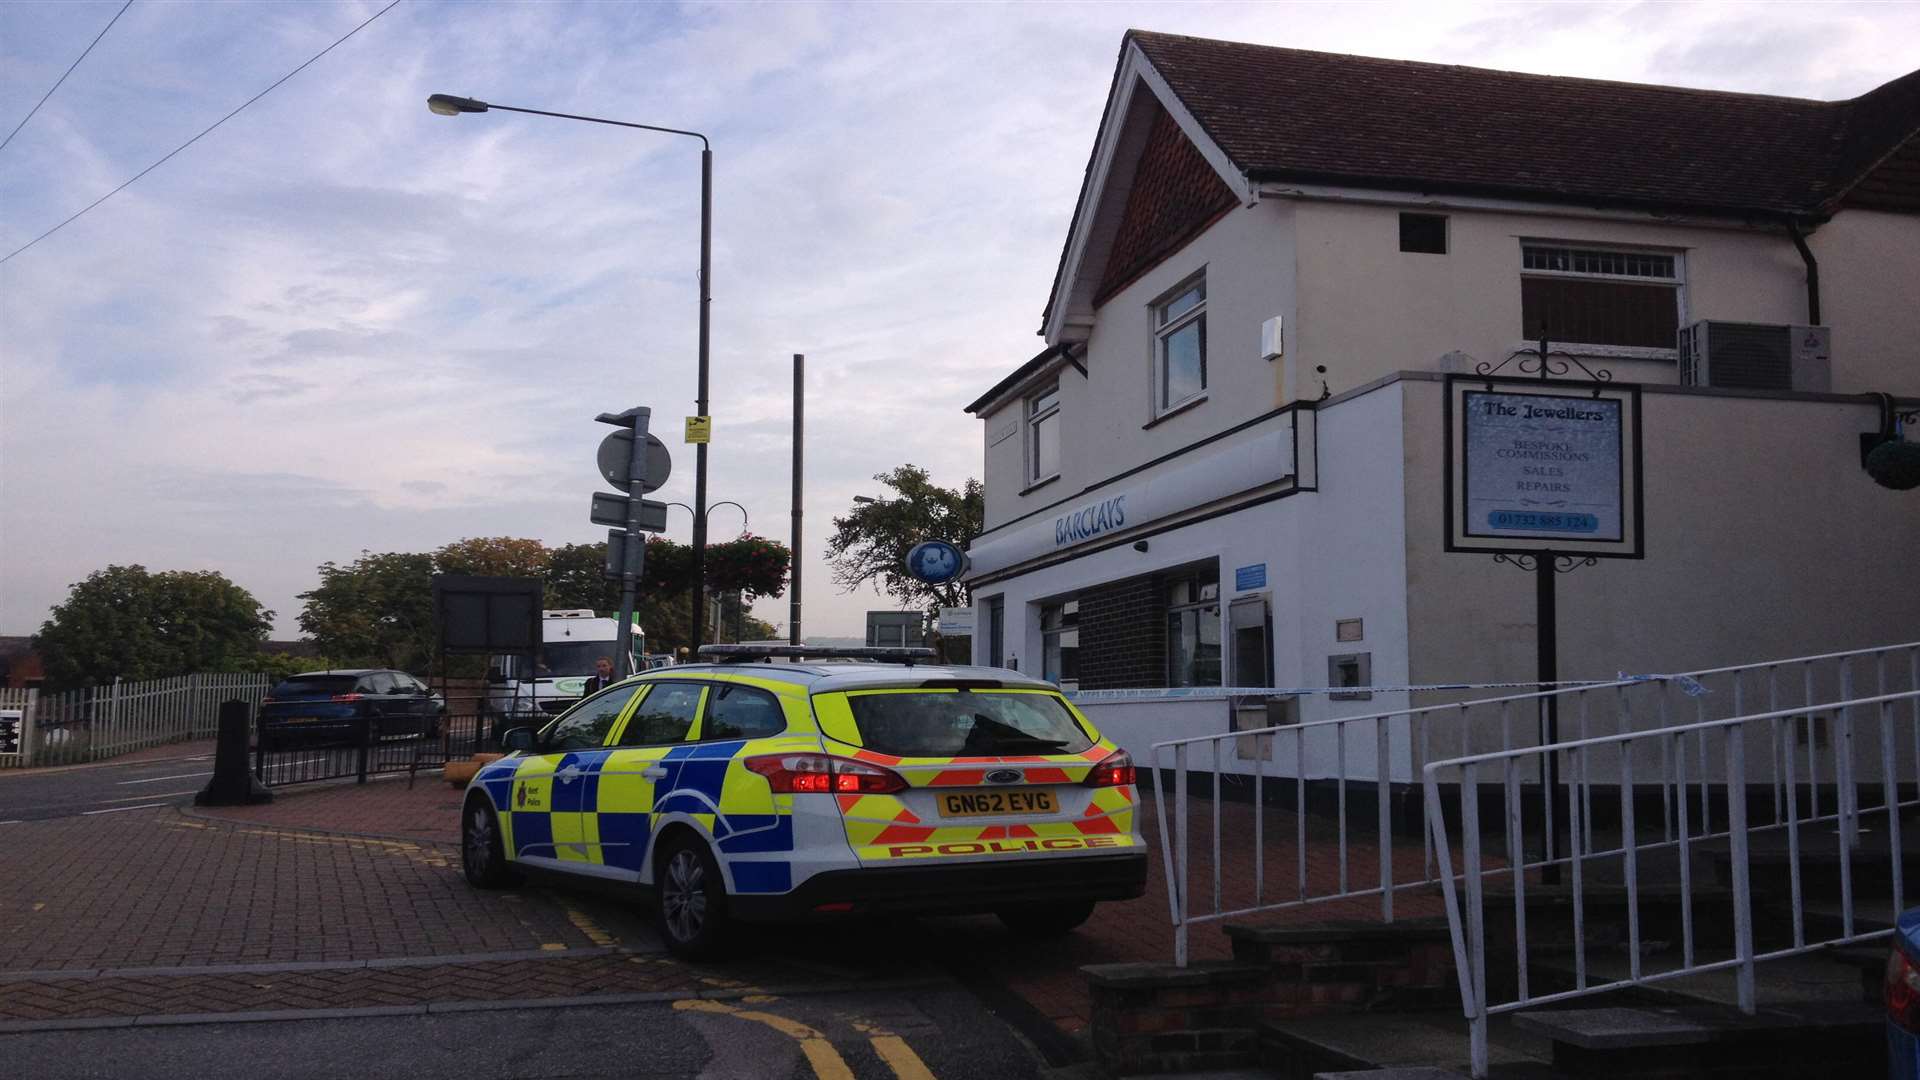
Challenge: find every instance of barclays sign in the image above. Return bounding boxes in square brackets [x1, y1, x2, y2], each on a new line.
[1055, 495, 1126, 548]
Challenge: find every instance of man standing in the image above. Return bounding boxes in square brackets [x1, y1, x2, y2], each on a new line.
[583, 655, 615, 694]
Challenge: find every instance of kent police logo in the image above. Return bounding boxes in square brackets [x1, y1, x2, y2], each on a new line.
[516, 783, 527, 808]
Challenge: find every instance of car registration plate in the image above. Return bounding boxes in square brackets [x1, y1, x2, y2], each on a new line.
[937, 790, 1057, 818]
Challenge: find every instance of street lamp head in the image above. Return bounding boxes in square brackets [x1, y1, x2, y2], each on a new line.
[852, 496, 877, 504]
[427, 93, 489, 116]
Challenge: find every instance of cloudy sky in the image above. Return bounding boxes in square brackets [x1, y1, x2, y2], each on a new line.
[3, 0, 1916, 642]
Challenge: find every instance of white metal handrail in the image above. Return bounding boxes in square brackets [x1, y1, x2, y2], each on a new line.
[1147, 640, 1919, 965]
[1423, 687, 1920, 1078]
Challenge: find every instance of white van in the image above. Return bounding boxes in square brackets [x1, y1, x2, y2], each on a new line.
[483, 610, 642, 725]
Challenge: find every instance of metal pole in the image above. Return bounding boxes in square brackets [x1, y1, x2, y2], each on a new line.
[1538, 552, 1562, 884]
[790, 353, 804, 649]
[690, 147, 712, 652]
[617, 409, 653, 677]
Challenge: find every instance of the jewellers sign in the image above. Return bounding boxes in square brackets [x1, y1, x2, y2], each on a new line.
[1445, 376, 1643, 558]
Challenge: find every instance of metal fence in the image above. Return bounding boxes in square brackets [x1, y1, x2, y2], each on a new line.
[0, 674, 269, 768]
[1146, 640, 1920, 965]
[1423, 685, 1920, 1077]
[252, 711, 504, 788]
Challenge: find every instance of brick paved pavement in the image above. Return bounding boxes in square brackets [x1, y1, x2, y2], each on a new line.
[5, 773, 1456, 1041]
[194, 772, 468, 843]
[0, 807, 594, 973]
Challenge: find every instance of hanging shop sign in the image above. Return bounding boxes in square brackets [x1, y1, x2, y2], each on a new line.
[905, 540, 968, 585]
[1444, 375, 1643, 558]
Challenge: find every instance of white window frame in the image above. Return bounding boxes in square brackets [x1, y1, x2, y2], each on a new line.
[1025, 381, 1061, 489]
[1516, 240, 1688, 359]
[1150, 271, 1208, 417]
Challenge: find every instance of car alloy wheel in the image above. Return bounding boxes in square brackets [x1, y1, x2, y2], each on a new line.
[661, 848, 708, 944]
[466, 805, 493, 876]
[462, 798, 519, 889]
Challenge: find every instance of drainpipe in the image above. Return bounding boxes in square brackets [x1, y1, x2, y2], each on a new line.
[1784, 218, 1822, 326]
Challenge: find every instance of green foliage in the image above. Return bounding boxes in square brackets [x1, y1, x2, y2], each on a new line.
[34, 565, 273, 689]
[296, 551, 437, 673]
[825, 465, 982, 614]
[245, 651, 335, 683]
[435, 536, 553, 579]
[296, 533, 793, 669]
[546, 542, 621, 612]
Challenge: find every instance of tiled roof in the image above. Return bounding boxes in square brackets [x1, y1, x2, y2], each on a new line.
[1129, 30, 1920, 218]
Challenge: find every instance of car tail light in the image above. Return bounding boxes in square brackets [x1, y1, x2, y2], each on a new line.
[330, 693, 363, 702]
[1887, 947, 1920, 1032]
[744, 753, 908, 795]
[1083, 750, 1136, 788]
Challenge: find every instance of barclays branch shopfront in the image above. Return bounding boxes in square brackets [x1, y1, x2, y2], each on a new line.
[964, 397, 1363, 697]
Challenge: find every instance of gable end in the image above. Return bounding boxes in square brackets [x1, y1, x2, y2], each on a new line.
[1094, 103, 1239, 306]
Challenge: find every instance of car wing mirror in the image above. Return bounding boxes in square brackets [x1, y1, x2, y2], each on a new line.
[501, 727, 537, 753]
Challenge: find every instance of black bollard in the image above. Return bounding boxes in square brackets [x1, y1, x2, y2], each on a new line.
[194, 699, 273, 806]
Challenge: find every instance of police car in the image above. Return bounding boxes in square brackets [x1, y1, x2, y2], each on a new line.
[460, 646, 1146, 958]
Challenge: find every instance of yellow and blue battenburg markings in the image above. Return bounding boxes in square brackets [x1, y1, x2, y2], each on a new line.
[477, 733, 800, 894]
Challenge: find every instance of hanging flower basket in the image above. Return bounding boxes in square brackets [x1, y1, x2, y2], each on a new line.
[1865, 438, 1920, 491]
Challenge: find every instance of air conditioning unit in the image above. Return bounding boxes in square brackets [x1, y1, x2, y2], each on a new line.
[1678, 321, 1831, 392]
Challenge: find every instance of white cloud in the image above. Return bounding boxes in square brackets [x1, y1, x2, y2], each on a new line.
[3, 0, 1916, 641]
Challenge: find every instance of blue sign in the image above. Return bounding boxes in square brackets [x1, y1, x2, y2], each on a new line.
[1234, 563, 1267, 591]
[905, 540, 966, 585]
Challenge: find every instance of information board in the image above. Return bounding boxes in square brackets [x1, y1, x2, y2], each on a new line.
[1444, 376, 1643, 558]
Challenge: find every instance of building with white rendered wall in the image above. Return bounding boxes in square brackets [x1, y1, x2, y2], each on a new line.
[961, 31, 1920, 783]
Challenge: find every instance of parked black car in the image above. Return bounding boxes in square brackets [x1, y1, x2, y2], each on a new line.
[259, 669, 444, 745]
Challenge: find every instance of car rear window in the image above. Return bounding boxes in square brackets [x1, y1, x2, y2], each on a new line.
[270, 676, 358, 697]
[843, 690, 1093, 757]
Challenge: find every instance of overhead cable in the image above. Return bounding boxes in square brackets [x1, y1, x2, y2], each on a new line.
[1, 0, 403, 266]
[0, 0, 135, 154]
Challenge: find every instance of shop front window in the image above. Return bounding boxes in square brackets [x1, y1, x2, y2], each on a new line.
[1041, 599, 1080, 690]
[1166, 567, 1221, 687]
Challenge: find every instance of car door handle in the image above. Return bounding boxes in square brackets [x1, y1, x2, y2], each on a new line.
[641, 767, 668, 780]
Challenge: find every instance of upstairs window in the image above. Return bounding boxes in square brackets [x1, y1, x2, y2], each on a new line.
[1399, 213, 1448, 254]
[1153, 274, 1207, 413]
[1520, 243, 1681, 350]
[1027, 382, 1060, 485]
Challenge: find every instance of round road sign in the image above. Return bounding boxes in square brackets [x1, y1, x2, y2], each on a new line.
[597, 430, 673, 494]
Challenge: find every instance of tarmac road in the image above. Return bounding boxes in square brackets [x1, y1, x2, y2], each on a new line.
[4, 983, 1049, 1080]
[0, 749, 216, 822]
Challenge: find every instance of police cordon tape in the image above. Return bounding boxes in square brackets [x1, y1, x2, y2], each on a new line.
[1063, 672, 1709, 704]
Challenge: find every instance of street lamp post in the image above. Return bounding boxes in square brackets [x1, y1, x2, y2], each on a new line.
[427, 93, 715, 650]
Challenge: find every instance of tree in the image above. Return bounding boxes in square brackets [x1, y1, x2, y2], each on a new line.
[34, 565, 273, 688]
[825, 465, 983, 614]
[434, 536, 552, 579]
[296, 551, 437, 673]
[297, 532, 794, 668]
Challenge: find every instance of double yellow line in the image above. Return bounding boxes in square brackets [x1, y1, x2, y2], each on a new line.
[674, 997, 936, 1080]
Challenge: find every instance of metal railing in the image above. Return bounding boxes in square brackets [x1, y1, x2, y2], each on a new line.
[252, 709, 489, 787]
[251, 711, 515, 788]
[0, 674, 268, 767]
[1423, 685, 1920, 1077]
[1147, 640, 1920, 965]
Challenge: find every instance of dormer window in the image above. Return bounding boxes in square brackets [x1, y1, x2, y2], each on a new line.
[1152, 273, 1207, 414]
[1027, 382, 1061, 486]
